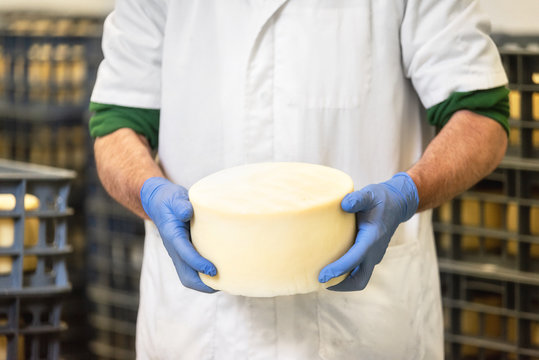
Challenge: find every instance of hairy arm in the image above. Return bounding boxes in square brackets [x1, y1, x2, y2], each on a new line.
[407, 110, 508, 211]
[94, 128, 164, 219]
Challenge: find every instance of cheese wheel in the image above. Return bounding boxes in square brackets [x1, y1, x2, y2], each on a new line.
[0, 334, 24, 360]
[189, 162, 356, 297]
[0, 194, 40, 274]
[460, 197, 481, 251]
[509, 90, 520, 120]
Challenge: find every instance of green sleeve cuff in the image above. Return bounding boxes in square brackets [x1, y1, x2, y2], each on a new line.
[89, 102, 160, 149]
[427, 86, 510, 136]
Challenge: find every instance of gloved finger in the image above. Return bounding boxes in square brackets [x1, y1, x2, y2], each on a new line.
[163, 240, 217, 293]
[159, 219, 217, 276]
[176, 258, 218, 293]
[318, 224, 378, 283]
[161, 232, 217, 293]
[341, 187, 378, 213]
[169, 196, 193, 222]
[327, 258, 376, 292]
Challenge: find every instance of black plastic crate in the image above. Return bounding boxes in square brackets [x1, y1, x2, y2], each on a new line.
[492, 35, 539, 160]
[0, 159, 74, 360]
[87, 285, 138, 360]
[434, 36, 539, 360]
[434, 166, 539, 273]
[440, 273, 539, 360]
[85, 154, 144, 359]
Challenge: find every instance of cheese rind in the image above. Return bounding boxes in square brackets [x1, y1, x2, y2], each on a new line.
[189, 162, 356, 297]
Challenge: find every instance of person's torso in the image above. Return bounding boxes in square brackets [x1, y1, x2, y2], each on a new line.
[138, 2, 442, 359]
[158, 0, 432, 191]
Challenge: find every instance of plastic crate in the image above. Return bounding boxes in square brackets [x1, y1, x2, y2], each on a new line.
[85, 157, 144, 360]
[441, 272, 539, 360]
[492, 35, 539, 160]
[434, 166, 539, 273]
[0, 13, 101, 200]
[0, 13, 104, 359]
[435, 36, 539, 360]
[87, 284, 138, 360]
[0, 13, 102, 120]
[0, 159, 74, 360]
[85, 164, 144, 293]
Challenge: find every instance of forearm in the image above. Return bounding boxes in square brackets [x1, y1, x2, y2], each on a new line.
[407, 110, 507, 212]
[94, 128, 164, 219]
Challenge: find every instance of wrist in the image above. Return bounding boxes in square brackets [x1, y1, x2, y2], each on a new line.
[387, 172, 419, 221]
[140, 177, 170, 217]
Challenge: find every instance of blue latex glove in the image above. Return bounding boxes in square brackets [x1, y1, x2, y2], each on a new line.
[319, 172, 419, 291]
[140, 177, 217, 293]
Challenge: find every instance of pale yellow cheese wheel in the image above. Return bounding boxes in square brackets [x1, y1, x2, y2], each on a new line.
[506, 203, 539, 258]
[509, 91, 520, 147]
[0, 335, 24, 360]
[0, 194, 40, 274]
[459, 197, 503, 252]
[509, 90, 521, 120]
[506, 202, 518, 256]
[189, 162, 356, 297]
[460, 197, 481, 251]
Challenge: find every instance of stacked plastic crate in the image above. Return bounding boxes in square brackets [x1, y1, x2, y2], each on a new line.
[434, 36, 539, 360]
[0, 159, 74, 360]
[0, 13, 103, 359]
[85, 156, 144, 360]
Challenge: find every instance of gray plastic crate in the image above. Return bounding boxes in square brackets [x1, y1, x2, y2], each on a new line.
[0, 13, 105, 359]
[87, 285, 138, 360]
[0, 159, 74, 360]
[0, 14, 102, 121]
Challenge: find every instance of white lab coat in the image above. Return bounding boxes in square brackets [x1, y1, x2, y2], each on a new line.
[91, 0, 507, 359]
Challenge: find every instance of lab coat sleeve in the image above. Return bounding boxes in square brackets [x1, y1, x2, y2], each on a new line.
[400, 0, 508, 109]
[90, 0, 167, 109]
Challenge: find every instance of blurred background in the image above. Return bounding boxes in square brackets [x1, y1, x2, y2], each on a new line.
[0, 1, 537, 359]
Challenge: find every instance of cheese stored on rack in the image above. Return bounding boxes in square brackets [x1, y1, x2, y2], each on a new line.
[0, 194, 40, 274]
[189, 162, 356, 297]
[0, 334, 24, 360]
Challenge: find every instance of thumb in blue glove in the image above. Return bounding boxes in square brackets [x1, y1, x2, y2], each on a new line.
[318, 172, 419, 291]
[140, 177, 217, 293]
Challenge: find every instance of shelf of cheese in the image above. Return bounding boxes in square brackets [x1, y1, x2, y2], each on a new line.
[436, 197, 539, 266]
[440, 272, 539, 360]
[0, 15, 102, 111]
[508, 90, 539, 149]
[0, 159, 74, 360]
[0, 194, 40, 275]
[85, 157, 144, 360]
[501, 42, 539, 163]
[0, 334, 24, 360]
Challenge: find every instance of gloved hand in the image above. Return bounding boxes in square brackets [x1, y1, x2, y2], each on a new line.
[140, 177, 217, 293]
[318, 172, 419, 291]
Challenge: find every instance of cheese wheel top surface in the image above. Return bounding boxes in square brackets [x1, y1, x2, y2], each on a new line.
[189, 162, 353, 214]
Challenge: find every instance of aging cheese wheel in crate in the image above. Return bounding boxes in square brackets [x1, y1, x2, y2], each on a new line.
[0, 194, 39, 274]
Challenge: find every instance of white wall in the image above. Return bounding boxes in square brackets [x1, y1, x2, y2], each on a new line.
[480, 0, 539, 35]
[0, 0, 537, 34]
[0, 0, 114, 17]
